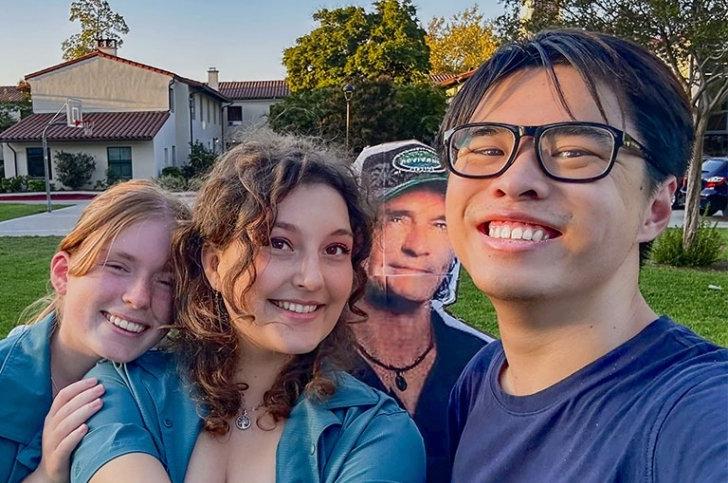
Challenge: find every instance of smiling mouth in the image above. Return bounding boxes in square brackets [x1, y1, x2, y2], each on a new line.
[103, 311, 148, 334]
[270, 300, 322, 314]
[480, 221, 562, 241]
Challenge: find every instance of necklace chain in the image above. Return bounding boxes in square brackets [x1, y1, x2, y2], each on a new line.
[356, 333, 434, 392]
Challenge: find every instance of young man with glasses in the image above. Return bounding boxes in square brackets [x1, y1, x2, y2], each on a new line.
[442, 30, 727, 482]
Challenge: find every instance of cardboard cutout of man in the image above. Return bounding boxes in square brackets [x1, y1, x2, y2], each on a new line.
[352, 140, 493, 483]
[441, 30, 728, 482]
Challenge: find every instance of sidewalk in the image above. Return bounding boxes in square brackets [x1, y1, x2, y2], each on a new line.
[0, 192, 196, 237]
[0, 203, 90, 236]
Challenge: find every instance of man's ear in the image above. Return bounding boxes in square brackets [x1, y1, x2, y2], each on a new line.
[637, 176, 676, 243]
[201, 244, 222, 292]
[50, 251, 71, 295]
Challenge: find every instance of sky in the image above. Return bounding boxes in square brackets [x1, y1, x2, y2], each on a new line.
[0, 0, 504, 86]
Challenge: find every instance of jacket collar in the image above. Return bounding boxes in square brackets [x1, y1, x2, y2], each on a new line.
[277, 371, 382, 480]
[0, 315, 55, 443]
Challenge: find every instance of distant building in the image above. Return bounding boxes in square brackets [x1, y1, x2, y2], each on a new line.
[215, 76, 289, 148]
[0, 40, 228, 185]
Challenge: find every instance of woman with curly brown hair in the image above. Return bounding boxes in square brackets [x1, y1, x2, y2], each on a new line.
[71, 130, 426, 483]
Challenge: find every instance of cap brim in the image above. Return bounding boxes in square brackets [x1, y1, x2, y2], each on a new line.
[384, 176, 447, 201]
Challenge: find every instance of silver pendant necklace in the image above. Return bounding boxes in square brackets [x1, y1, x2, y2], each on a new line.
[235, 407, 252, 430]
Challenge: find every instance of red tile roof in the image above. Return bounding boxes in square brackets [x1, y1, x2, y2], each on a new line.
[0, 86, 25, 103]
[25, 51, 228, 102]
[219, 80, 289, 99]
[429, 73, 456, 84]
[435, 69, 476, 88]
[0, 111, 170, 142]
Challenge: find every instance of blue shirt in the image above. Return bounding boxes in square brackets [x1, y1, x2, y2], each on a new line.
[449, 317, 728, 482]
[71, 351, 426, 482]
[0, 316, 55, 483]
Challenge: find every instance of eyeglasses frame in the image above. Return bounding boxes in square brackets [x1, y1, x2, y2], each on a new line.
[443, 121, 659, 183]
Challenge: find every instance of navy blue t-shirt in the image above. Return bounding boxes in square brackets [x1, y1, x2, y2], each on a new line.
[449, 317, 728, 482]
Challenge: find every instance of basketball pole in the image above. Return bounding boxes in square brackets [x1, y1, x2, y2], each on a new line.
[41, 103, 68, 213]
[40, 99, 82, 213]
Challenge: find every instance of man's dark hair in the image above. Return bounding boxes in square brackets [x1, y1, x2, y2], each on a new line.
[438, 29, 694, 262]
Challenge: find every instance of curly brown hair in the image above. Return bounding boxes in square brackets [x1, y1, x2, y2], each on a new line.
[171, 130, 373, 435]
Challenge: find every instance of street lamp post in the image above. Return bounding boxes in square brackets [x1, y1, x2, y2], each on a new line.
[343, 84, 354, 150]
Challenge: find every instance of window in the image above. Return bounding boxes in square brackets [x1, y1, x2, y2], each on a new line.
[228, 106, 242, 124]
[164, 147, 169, 165]
[214, 103, 219, 125]
[199, 96, 204, 122]
[206, 98, 210, 123]
[169, 86, 175, 112]
[172, 145, 176, 166]
[107, 147, 132, 180]
[190, 95, 196, 120]
[26, 147, 51, 178]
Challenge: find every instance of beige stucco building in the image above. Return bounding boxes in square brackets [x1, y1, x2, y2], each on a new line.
[0, 42, 228, 187]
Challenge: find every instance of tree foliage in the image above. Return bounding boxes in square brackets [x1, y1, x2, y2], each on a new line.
[283, 0, 430, 92]
[269, 78, 447, 153]
[62, 0, 129, 60]
[54, 151, 96, 189]
[497, 0, 728, 249]
[0, 82, 32, 132]
[183, 141, 216, 179]
[426, 6, 499, 75]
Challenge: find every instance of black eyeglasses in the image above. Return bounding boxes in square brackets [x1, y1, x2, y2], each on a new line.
[443, 121, 659, 183]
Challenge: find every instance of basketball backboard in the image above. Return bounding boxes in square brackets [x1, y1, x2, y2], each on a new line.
[66, 98, 83, 128]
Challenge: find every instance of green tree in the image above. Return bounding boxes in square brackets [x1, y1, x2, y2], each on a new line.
[54, 151, 96, 189]
[283, 1, 430, 92]
[426, 6, 499, 75]
[182, 141, 216, 179]
[269, 78, 447, 153]
[62, 0, 129, 60]
[498, 0, 728, 251]
[0, 82, 32, 132]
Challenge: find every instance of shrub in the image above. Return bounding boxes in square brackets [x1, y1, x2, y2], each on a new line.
[27, 179, 46, 192]
[105, 168, 123, 187]
[161, 166, 183, 178]
[0, 176, 28, 192]
[156, 174, 188, 192]
[187, 176, 206, 191]
[651, 221, 725, 267]
[182, 141, 216, 179]
[54, 151, 95, 189]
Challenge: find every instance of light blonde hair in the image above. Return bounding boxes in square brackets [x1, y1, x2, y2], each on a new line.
[21, 180, 191, 325]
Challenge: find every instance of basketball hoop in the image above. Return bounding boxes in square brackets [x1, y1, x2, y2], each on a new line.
[83, 121, 94, 136]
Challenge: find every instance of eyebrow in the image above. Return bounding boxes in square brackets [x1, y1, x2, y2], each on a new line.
[386, 209, 445, 222]
[105, 250, 173, 272]
[274, 222, 353, 238]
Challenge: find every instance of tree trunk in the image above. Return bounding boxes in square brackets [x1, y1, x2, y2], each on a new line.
[682, 115, 708, 249]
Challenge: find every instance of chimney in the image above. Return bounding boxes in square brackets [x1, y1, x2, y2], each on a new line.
[95, 38, 118, 56]
[207, 67, 219, 91]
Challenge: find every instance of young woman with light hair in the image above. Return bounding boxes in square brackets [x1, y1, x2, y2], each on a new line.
[0, 180, 190, 483]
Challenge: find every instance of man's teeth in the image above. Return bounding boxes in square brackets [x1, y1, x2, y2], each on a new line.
[273, 301, 319, 313]
[107, 314, 145, 333]
[488, 223, 550, 241]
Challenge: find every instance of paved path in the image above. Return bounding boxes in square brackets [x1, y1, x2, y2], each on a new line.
[0, 193, 196, 237]
[0, 202, 725, 237]
[0, 203, 90, 236]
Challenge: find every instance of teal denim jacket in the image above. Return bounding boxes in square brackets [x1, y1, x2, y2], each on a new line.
[0, 315, 55, 483]
[71, 351, 425, 482]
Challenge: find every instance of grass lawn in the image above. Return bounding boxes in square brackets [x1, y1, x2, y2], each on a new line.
[1, 234, 726, 347]
[450, 265, 728, 346]
[0, 204, 70, 222]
